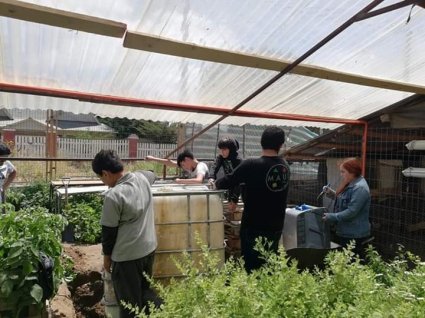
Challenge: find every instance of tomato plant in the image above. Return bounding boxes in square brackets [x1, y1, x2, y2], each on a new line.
[62, 193, 103, 244]
[62, 202, 102, 244]
[0, 206, 66, 316]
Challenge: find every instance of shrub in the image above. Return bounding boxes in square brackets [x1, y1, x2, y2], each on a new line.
[127, 242, 425, 318]
[61, 193, 103, 244]
[0, 207, 67, 316]
[8, 181, 51, 211]
[62, 201, 102, 244]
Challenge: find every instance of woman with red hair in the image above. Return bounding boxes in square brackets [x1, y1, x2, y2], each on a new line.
[323, 158, 371, 258]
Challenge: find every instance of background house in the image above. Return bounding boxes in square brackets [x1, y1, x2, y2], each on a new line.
[0, 108, 115, 136]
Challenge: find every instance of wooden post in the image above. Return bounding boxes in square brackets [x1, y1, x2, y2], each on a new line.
[45, 109, 57, 181]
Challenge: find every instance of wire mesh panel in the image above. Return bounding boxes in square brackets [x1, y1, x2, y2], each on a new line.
[287, 161, 322, 207]
[286, 126, 425, 260]
[185, 124, 318, 159]
[8, 123, 425, 260]
[15, 135, 46, 157]
[367, 127, 425, 258]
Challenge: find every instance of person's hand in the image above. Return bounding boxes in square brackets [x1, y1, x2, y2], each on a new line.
[322, 185, 331, 194]
[323, 212, 338, 223]
[208, 178, 217, 190]
[208, 178, 216, 189]
[228, 201, 237, 212]
[321, 184, 336, 198]
[145, 155, 155, 161]
[103, 255, 112, 273]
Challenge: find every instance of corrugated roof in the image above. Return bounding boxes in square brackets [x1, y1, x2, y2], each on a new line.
[0, 0, 424, 129]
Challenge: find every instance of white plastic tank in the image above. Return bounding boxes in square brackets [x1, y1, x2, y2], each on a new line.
[152, 185, 225, 281]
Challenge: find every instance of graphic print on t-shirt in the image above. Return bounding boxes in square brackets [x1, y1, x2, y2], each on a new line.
[222, 159, 234, 175]
[265, 164, 289, 192]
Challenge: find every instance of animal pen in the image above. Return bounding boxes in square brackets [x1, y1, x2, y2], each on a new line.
[286, 102, 425, 259]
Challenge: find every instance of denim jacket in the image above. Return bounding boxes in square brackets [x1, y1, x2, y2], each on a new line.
[326, 176, 371, 239]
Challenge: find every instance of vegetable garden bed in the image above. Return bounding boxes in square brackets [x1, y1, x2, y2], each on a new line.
[2, 182, 425, 318]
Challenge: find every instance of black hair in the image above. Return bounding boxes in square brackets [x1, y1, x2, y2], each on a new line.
[92, 149, 124, 175]
[176, 149, 194, 167]
[260, 126, 286, 152]
[0, 142, 11, 156]
[217, 137, 239, 159]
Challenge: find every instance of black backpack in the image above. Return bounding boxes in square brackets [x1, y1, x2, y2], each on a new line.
[37, 252, 54, 301]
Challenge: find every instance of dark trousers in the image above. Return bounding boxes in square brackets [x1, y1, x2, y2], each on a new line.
[112, 251, 162, 318]
[335, 236, 370, 261]
[240, 227, 282, 273]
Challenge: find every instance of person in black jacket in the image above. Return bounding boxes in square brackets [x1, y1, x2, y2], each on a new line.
[209, 137, 243, 212]
[215, 127, 290, 273]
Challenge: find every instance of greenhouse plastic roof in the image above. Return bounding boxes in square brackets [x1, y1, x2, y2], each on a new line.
[0, 0, 425, 129]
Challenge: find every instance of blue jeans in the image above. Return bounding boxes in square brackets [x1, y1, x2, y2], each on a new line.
[240, 227, 282, 273]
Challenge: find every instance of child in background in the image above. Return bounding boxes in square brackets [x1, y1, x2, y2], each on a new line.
[0, 142, 17, 206]
[209, 137, 243, 212]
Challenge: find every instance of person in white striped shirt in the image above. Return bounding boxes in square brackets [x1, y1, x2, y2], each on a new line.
[0, 142, 17, 207]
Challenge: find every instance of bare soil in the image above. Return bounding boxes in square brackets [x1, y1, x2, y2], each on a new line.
[51, 244, 106, 318]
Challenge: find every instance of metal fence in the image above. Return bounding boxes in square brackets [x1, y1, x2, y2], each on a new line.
[10, 124, 318, 160]
[287, 127, 425, 260]
[6, 124, 425, 260]
[14, 135, 168, 159]
[186, 123, 318, 159]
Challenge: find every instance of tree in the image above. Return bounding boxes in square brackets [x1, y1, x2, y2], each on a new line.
[97, 117, 177, 143]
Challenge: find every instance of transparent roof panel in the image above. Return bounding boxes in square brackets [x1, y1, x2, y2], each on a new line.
[308, 4, 425, 84]
[0, 0, 424, 129]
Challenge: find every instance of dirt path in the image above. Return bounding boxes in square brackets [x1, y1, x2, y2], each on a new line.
[50, 244, 105, 318]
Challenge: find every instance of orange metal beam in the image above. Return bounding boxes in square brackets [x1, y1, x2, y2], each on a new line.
[0, 81, 369, 175]
[0, 82, 366, 125]
[361, 122, 368, 176]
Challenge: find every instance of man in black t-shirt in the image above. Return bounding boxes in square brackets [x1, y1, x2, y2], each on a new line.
[215, 126, 290, 273]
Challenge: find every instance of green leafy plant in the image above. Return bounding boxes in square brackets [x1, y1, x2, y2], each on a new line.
[8, 181, 51, 211]
[127, 241, 425, 318]
[0, 206, 67, 316]
[62, 198, 102, 244]
[68, 193, 103, 211]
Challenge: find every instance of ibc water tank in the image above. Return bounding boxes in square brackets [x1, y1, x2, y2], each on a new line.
[152, 185, 225, 281]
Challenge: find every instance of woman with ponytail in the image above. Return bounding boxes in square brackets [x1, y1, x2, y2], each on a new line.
[323, 157, 371, 258]
[210, 137, 243, 212]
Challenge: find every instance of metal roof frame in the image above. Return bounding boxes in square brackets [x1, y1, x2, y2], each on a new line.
[0, 0, 425, 173]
